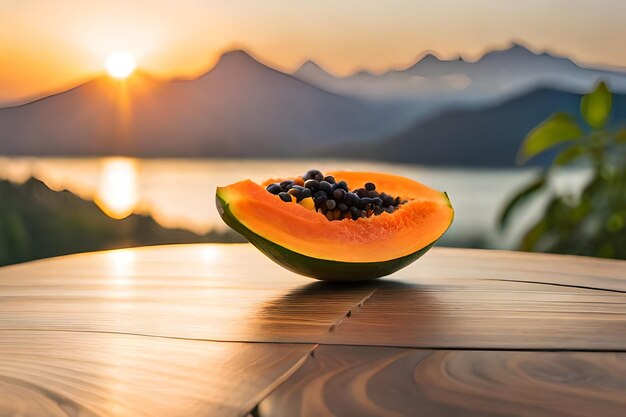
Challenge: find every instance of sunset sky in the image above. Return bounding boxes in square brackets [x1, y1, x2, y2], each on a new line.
[2, 0, 625, 104]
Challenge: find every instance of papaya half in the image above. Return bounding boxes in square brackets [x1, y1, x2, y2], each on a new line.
[216, 171, 453, 281]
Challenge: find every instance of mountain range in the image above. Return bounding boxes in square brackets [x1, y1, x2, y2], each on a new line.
[1, 42, 626, 165]
[0, 50, 410, 157]
[336, 87, 626, 167]
[294, 42, 626, 103]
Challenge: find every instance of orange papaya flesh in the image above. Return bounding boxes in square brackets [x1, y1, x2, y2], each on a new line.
[216, 171, 453, 281]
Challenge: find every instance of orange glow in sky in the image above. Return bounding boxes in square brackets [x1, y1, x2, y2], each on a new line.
[2, 0, 626, 105]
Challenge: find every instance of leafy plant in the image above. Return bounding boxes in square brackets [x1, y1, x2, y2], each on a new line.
[500, 81, 626, 259]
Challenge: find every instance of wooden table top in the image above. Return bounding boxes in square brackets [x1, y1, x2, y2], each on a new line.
[1, 244, 625, 417]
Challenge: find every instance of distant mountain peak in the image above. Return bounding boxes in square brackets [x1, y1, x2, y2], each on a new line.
[509, 40, 534, 51]
[299, 59, 321, 69]
[220, 48, 255, 59]
[475, 41, 580, 70]
[212, 49, 262, 70]
[480, 42, 538, 61]
[401, 51, 464, 74]
[294, 59, 331, 76]
[194, 48, 274, 80]
[417, 52, 441, 63]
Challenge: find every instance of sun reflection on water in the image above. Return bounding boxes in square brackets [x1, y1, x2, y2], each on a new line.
[95, 157, 139, 219]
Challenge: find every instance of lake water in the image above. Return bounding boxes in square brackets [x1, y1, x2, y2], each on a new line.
[0, 157, 590, 250]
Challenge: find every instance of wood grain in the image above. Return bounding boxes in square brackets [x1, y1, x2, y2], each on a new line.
[403, 248, 626, 291]
[258, 345, 626, 417]
[1, 244, 626, 416]
[323, 276, 626, 349]
[0, 244, 625, 349]
[0, 330, 313, 417]
[0, 245, 374, 342]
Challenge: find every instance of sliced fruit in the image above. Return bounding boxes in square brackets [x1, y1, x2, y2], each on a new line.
[216, 171, 453, 281]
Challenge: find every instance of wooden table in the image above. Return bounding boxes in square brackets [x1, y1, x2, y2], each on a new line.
[1, 244, 625, 416]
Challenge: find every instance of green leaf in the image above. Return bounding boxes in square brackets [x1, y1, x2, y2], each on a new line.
[520, 218, 549, 252]
[498, 175, 546, 230]
[581, 81, 612, 129]
[518, 113, 582, 163]
[554, 144, 585, 166]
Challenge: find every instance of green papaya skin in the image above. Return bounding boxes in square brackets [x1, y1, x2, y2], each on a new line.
[216, 193, 451, 281]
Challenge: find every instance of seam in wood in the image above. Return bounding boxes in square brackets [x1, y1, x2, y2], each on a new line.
[4, 328, 626, 353]
[328, 287, 379, 333]
[243, 343, 320, 417]
[483, 278, 626, 294]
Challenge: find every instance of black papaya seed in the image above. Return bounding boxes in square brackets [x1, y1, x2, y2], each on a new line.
[315, 197, 327, 208]
[299, 188, 312, 200]
[304, 169, 321, 180]
[304, 179, 320, 191]
[314, 190, 327, 199]
[266, 183, 281, 194]
[319, 181, 332, 194]
[333, 188, 346, 200]
[358, 197, 373, 209]
[305, 169, 323, 181]
[280, 180, 294, 189]
[382, 194, 394, 207]
[279, 192, 292, 202]
[344, 192, 359, 206]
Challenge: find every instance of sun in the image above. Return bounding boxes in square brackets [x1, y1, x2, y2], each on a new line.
[105, 51, 136, 79]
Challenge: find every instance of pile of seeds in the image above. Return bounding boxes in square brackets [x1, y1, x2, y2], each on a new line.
[265, 169, 407, 221]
